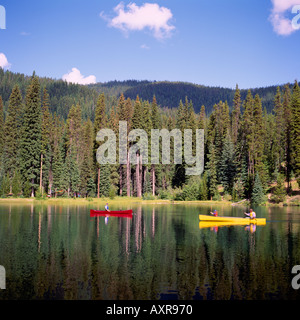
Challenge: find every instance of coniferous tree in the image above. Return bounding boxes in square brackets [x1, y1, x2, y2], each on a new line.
[143, 169, 152, 194]
[52, 135, 65, 197]
[66, 103, 82, 158]
[64, 104, 82, 194]
[132, 95, 143, 129]
[251, 173, 266, 205]
[40, 88, 52, 194]
[207, 143, 218, 200]
[64, 144, 80, 197]
[12, 169, 22, 196]
[94, 93, 107, 198]
[273, 87, 285, 172]
[0, 96, 4, 160]
[282, 84, 292, 191]
[234, 155, 249, 200]
[20, 76, 41, 197]
[263, 109, 274, 173]
[219, 131, 236, 195]
[199, 172, 208, 200]
[198, 105, 206, 130]
[99, 164, 110, 197]
[117, 94, 125, 195]
[3, 85, 23, 189]
[241, 90, 255, 178]
[117, 95, 133, 196]
[253, 94, 265, 178]
[87, 177, 96, 197]
[151, 96, 160, 196]
[222, 101, 230, 137]
[290, 81, 300, 186]
[108, 106, 120, 192]
[271, 173, 286, 203]
[141, 100, 152, 195]
[132, 96, 143, 197]
[160, 115, 175, 190]
[80, 119, 95, 196]
[0, 173, 10, 197]
[231, 84, 241, 145]
[187, 100, 197, 149]
[48, 112, 64, 196]
[176, 99, 186, 131]
[209, 101, 230, 180]
[0, 96, 3, 192]
[173, 97, 194, 188]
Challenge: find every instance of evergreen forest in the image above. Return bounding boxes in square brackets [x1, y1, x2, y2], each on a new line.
[0, 68, 300, 204]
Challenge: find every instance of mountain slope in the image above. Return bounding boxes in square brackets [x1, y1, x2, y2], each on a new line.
[90, 79, 296, 114]
[1, 68, 297, 117]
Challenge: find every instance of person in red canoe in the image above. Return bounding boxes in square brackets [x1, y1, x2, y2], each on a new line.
[210, 210, 218, 217]
[105, 203, 110, 212]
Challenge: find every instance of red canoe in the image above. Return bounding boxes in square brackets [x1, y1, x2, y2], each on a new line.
[90, 209, 133, 218]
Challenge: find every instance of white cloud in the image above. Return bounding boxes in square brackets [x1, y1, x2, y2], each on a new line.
[62, 68, 96, 85]
[269, 0, 300, 35]
[271, 0, 299, 13]
[0, 53, 11, 69]
[140, 44, 150, 50]
[20, 31, 31, 36]
[101, 2, 175, 40]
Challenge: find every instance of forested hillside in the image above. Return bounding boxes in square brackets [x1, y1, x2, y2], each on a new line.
[122, 81, 299, 114]
[1, 68, 298, 117]
[0, 69, 299, 204]
[88, 80, 151, 97]
[90, 79, 296, 114]
[0, 69, 100, 120]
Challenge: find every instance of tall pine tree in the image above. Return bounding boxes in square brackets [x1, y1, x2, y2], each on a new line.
[40, 88, 52, 194]
[219, 131, 236, 195]
[241, 90, 255, 178]
[94, 93, 108, 198]
[0, 96, 4, 193]
[80, 119, 95, 196]
[283, 84, 292, 190]
[52, 134, 65, 197]
[151, 96, 160, 196]
[207, 143, 218, 200]
[132, 96, 143, 197]
[3, 85, 23, 191]
[253, 94, 265, 178]
[273, 87, 285, 172]
[291, 81, 300, 186]
[20, 76, 42, 197]
[251, 173, 266, 205]
[0, 96, 4, 166]
[231, 84, 241, 145]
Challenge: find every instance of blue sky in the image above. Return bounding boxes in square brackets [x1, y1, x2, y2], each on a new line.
[0, 0, 300, 89]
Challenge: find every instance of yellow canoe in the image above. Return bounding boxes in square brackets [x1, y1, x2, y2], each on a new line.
[199, 222, 263, 230]
[199, 215, 266, 225]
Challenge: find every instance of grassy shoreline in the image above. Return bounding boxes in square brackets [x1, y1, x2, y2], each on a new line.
[0, 197, 234, 206]
[0, 197, 298, 206]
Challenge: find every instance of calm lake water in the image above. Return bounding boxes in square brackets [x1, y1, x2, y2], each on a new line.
[0, 202, 299, 300]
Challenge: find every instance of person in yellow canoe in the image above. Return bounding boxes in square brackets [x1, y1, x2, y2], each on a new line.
[244, 209, 256, 219]
[210, 210, 218, 217]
